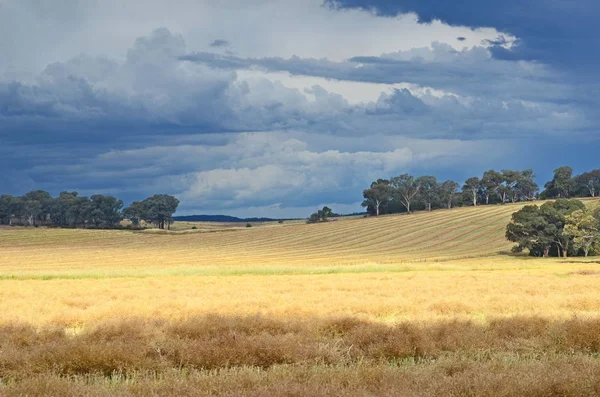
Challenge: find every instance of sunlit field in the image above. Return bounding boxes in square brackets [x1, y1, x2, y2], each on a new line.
[1, 201, 600, 396]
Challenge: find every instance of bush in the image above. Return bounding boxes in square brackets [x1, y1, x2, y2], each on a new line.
[246, 223, 252, 228]
[191, 226, 197, 230]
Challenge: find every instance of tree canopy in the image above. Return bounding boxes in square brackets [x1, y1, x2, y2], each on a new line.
[506, 199, 586, 257]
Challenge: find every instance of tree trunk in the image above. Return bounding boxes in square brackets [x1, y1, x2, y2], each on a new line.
[563, 250, 568, 258]
[428, 202, 431, 211]
[584, 249, 589, 257]
[543, 247, 549, 258]
[375, 200, 380, 216]
[447, 200, 452, 209]
[472, 191, 477, 206]
[406, 201, 410, 213]
[485, 195, 489, 205]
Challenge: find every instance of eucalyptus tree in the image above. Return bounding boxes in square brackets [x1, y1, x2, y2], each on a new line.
[362, 179, 392, 216]
[564, 208, 600, 257]
[462, 177, 481, 206]
[506, 199, 585, 257]
[416, 175, 438, 211]
[544, 166, 574, 198]
[481, 170, 503, 205]
[390, 174, 421, 213]
[574, 170, 600, 197]
[438, 180, 459, 209]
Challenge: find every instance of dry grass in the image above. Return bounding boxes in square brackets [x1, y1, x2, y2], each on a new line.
[2, 316, 600, 396]
[1, 200, 600, 395]
[0, 202, 541, 276]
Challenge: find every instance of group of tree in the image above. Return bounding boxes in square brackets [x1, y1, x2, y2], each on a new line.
[0, 191, 179, 230]
[541, 166, 600, 199]
[362, 176, 461, 216]
[506, 199, 600, 257]
[307, 206, 337, 223]
[124, 195, 181, 229]
[361, 169, 537, 216]
[362, 166, 600, 217]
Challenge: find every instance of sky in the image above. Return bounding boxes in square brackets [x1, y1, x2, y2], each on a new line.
[1, 0, 598, 217]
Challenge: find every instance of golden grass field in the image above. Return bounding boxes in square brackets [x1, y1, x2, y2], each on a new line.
[1, 201, 600, 396]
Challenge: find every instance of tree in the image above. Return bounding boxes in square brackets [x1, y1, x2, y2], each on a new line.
[362, 179, 392, 216]
[574, 170, 600, 198]
[0, 195, 24, 225]
[123, 201, 146, 227]
[318, 206, 333, 220]
[390, 174, 420, 213]
[501, 170, 521, 203]
[564, 209, 600, 257]
[462, 177, 480, 206]
[140, 194, 180, 230]
[48, 192, 90, 227]
[438, 180, 459, 209]
[416, 176, 438, 211]
[515, 169, 539, 202]
[506, 205, 553, 257]
[308, 206, 334, 223]
[22, 190, 52, 226]
[539, 199, 585, 257]
[86, 195, 124, 227]
[481, 170, 503, 205]
[544, 166, 574, 198]
[506, 199, 585, 257]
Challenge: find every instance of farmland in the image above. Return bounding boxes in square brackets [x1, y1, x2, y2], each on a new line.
[1, 201, 600, 396]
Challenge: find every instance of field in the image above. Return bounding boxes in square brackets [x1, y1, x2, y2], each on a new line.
[1, 201, 600, 396]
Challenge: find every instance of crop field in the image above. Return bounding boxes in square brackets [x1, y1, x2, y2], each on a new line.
[1, 201, 600, 396]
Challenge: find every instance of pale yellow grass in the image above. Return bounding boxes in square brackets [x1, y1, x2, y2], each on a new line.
[0, 203, 551, 277]
[1, 261, 600, 328]
[0, 201, 599, 329]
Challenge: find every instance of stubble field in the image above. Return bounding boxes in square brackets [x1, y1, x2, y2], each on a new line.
[1, 201, 600, 396]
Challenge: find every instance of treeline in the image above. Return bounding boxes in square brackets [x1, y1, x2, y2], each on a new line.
[362, 166, 600, 216]
[0, 191, 179, 229]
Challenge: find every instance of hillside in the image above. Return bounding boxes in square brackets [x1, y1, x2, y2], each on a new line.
[1, 201, 582, 277]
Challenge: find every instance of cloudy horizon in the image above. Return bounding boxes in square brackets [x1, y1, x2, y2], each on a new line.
[1, 0, 598, 217]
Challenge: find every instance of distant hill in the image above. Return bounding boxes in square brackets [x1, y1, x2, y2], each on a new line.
[173, 215, 291, 223]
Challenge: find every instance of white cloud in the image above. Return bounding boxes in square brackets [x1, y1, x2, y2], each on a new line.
[0, 0, 508, 77]
[34, 130, 508, 214]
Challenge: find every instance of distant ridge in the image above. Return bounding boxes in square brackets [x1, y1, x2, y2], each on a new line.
[173, 215, 294, 223]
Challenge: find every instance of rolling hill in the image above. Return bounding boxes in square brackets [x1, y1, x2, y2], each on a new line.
[2, 200, 586, 276]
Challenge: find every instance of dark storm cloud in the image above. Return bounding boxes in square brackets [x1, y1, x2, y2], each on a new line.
[1, 1, 598, 215]
[324, 0, 600, 71]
